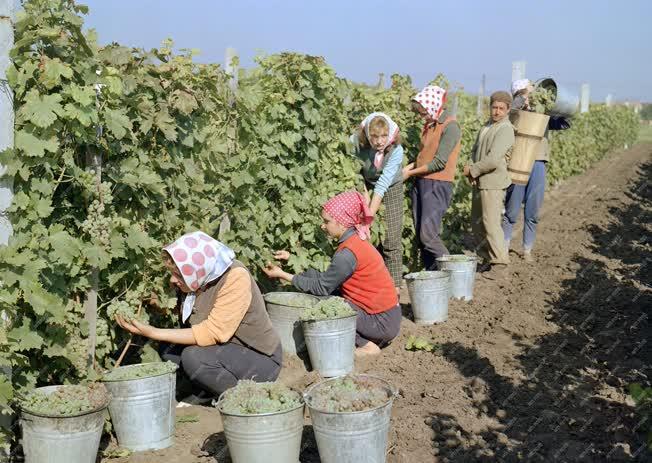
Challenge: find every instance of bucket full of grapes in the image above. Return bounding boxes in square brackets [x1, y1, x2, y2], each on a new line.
[264, 292, 320, 354]
[304, 375, 397, 463]
[19, 383, 110, 463]
[300, 297, 357, 377]
[216, 380, 305, 463]
[102, 362, 177, 451]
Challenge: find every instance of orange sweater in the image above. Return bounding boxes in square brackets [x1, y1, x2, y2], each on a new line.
[190, 267, 251, 346]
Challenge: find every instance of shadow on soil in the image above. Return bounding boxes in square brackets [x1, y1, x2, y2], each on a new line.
[426, 161, 652, 462]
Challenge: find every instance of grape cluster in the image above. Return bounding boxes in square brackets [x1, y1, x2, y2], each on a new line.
[20, 383, 109, 417]
[103, 361, 177, 382]
[218, 380, 302, 415]
[81, 199, 112, 246]
[306, 376, 391, 413]
[107, 299, 149, 324]
[65, 335, 89, 376]
[300, 296, 355, 321]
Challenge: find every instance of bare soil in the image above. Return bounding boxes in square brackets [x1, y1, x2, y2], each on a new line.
[101, 143, 651, 462]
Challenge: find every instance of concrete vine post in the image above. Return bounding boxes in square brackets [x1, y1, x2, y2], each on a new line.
[83, 85, 103, 370]
[0, 0, 14, 247]
[220, 47, 238, 238]
[580, 83, 590, 113]
[476, 73, 486, 117]
[0, 2, 13, 456]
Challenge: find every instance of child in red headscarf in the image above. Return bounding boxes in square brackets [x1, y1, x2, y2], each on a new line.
[263, 191, 401, 355]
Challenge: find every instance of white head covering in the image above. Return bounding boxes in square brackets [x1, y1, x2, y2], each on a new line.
[359, 112, 399, 169]
[164, 231, 235, 322]
[511, 79, 531, 95]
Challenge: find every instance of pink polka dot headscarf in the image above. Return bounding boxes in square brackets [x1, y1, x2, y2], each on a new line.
[413, 85, 448, 121]
[164, 231, 235, 322]
[323, 191, 374, 240]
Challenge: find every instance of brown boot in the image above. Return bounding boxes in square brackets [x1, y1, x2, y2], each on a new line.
[522, 250, 534, 262]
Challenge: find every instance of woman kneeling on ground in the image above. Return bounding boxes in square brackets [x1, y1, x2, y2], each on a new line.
[116, 231, 282, 402]
[263, 191, 401, 356]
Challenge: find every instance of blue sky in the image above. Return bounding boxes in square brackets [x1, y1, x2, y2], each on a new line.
[79, 0, 651, 102]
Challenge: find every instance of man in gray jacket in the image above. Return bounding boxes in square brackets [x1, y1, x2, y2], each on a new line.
[464, 91, 515, 279]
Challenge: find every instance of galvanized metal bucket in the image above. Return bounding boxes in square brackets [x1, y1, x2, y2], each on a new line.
[20, 385, 108, 463]
[302, 314, 356, 377]
[264, 292, 319, 354]
[216, 398, 305, 463]
[536, 77, 580, 118]
[102, 363, 177, 451]
[436, 255, 478, 301]
[304, 375, 397, 463]
[404, 271, 451, 324]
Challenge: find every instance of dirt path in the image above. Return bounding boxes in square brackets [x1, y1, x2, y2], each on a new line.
[104, 143, 651, 462]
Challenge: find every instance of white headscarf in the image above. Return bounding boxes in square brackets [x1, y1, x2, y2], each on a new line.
[359, 112, 399, 169]
[164, 231, 235, 322]
[511, 79, 531, 95]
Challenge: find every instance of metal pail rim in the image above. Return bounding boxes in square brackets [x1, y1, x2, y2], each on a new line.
[263, 292, 320, 309]
[215, 388, 305, 418]
[300, 313, 357, 324]
[404, 270, 451, 281]
[303, 374, 398, 415]
[436, 254, 478, 262]
[101, 362, 179, 383]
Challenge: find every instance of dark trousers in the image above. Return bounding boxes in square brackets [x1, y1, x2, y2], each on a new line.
[160, 342, 282, 398]
[411, 178, 454, 270]
[349, 303, 402, 347]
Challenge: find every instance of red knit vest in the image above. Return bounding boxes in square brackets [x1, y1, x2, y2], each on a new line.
[338, 234, 398, 314]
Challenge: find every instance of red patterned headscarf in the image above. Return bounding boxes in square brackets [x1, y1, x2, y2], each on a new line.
[323, 191, 374, 240]
[413, 85, 448, 121]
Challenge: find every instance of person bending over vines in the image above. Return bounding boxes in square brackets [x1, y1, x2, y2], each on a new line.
[263, 191, 401, 356]
[116, 231, 282, 404]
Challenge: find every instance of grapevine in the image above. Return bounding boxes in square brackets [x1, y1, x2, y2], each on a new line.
[0, 0, 639, 453]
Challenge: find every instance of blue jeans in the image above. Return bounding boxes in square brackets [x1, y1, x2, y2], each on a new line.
[502, 161, 546, 251]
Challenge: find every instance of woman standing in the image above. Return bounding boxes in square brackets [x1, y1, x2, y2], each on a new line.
[350, 112, 404, 291]
[402, 85, 462, 270]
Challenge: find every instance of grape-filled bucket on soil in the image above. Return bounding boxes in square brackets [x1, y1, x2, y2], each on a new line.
[436, 254, 478, 301]
[304, 375, 397, 463]
[264, 292, 319, 354]
[301, 298, 357, 377]
[101, 362, 177, 451]
[19, 384, 110, 463]
[404, 270, 451, 324]
[215, 381, 305, 463]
